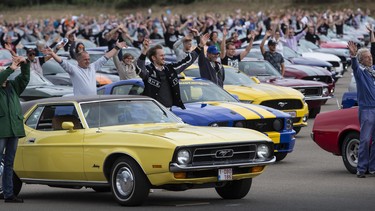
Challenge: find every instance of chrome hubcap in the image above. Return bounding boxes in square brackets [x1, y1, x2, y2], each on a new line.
[346, 138, 359, 167]
[115, 167, 134, 197]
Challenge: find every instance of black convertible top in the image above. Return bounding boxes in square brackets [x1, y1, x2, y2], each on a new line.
[21, 95, 152, 115]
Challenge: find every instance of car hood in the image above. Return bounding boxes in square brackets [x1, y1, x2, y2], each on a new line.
[314, 48, 350, 57]
[172, 101, 288, 125]
[26, 85, 73, 96]
[106, 123, 270, 145]
[285, 64, 332, 77]
[224, 83, 304, 101]
[301, 52, 340, 62]
[263, 78, 326, 87]
[290, 57, 332, 67]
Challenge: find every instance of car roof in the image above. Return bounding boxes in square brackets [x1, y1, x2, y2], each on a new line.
[21, 95, 152, 114]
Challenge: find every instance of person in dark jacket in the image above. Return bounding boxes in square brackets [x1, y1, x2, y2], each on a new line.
[136, 34, 209, 109]
[0, 55, 30, 203]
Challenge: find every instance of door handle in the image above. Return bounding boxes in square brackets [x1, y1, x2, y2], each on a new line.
[27, 138, 36, 143]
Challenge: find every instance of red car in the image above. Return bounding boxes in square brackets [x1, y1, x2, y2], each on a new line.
[238, 58, 331, 118]
[320, 42, 347, 49]
[283, 59, 335, 98]
[311, 107, 360, 174]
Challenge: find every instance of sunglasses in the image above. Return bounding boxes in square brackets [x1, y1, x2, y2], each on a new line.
[28, 53, 36, 56]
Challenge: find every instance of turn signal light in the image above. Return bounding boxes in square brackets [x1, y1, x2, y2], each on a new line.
[174, 172, 187, 179]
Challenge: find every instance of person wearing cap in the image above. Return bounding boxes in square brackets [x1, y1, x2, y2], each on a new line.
[136, 34, 209, 109]
[260, 30, 285, 76]
[0, 55, 30, 203]
[220, 28, 254, 68]
[198, 44, 225, 87]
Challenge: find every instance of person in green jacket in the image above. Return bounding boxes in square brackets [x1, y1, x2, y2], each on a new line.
[0, 55, 30, 203]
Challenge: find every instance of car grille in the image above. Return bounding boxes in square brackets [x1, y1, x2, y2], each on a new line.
[303, 76, 333, 84]
[292, 117, 301, 123]
[260, 99, 304, 110]
[237, 118, 284, 132]
[328, 61, 340, 67]
[191, 143, 257, 166]
[294, 87, 322, 96]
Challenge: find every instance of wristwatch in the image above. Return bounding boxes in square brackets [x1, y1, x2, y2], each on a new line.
[114, 46, 121, 50]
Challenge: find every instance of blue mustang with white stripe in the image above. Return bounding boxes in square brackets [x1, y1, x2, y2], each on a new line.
[98, 78, 295, 161]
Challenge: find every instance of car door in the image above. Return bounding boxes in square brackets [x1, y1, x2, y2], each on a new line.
[21, 103, 85, 181]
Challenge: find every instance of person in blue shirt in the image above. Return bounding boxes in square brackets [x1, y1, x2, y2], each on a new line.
[348, 40, 375, 178]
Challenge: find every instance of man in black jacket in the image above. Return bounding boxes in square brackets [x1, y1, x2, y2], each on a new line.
[136, 34, 209, 109]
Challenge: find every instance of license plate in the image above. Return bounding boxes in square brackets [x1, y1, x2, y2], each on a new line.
[285, 111, 296, 118]
[218, 168, 233, 181]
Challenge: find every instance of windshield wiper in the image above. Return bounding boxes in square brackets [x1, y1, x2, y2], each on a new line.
[256, 73, 272, 76]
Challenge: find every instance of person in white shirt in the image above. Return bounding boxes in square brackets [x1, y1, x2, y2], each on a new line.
[43, 40, 127, 96]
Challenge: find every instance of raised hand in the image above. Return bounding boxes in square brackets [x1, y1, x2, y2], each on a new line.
[347, 41, 357, 57]
[116, 40, 127, 49]
[199, 33, 210, 47]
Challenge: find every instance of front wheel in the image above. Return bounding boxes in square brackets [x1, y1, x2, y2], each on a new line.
[293, 127, 302, 135]
[110, 157, 150, 206]
[309, 107, 321, 118]
[215, 178, 252, 199]
[275, 152, 288, 161]
[341, 132, 359, 174]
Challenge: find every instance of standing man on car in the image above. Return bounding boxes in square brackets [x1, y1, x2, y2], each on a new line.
[348, 40, 375, 178]
[0, 55, 30, 203]
[260, 30, 285, 76]
[43, 40, 127, 96]
[136, 34, 209, 109]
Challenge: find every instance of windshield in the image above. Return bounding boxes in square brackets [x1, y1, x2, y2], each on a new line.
[224, 66, 257, 85]
[180, 81, 237, 103]
[8, 70, 54, 86]
[283, 46, 299, 58]
[80, 100, 181, 127]
[0, 50, 12, 60]
[300, 40, 319, 50]
[238, 60, 282, 77]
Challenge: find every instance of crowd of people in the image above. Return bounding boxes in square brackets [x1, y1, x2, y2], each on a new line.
[1, 8, 375, 204]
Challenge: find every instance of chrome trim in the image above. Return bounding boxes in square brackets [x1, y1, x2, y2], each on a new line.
[169, 156, 276, 172]
[20, 178, 108, 186]
[304, 96, 332, 101]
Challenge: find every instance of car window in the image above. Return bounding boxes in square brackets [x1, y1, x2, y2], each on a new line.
[112, 84, 144, 95]
[80, 100, 181, 127]
[25, 106, 44, 129]
[28, 104, 82, 131]
[180, 81, 237, 103]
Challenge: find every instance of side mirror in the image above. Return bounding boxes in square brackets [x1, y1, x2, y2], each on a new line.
[231, 94, 240, 101]
[62, 122, 75, 131]
[251, 77, 260, 84]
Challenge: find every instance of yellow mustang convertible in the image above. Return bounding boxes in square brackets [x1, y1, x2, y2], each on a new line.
[0, 95, 275, 206]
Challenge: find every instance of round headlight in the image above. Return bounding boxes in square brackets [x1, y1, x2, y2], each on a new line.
[235, 121, 245, 127]
[322, 87, 329, 96]
[285, 119, 293, 130]
[302, 115, 308, 122]
[210, 123, 219, 127]
[273, 119, 283, 131]
[257, 144, 271, 159]
[177, 149, 191, 165]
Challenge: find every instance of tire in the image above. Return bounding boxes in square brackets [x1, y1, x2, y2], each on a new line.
[275, 152, 288, 161]
[215, 178, 252, 199]
[0, 160, 22, 199]
[110, 157, 150, 206]
[341, 132, 359, 174]
[92, 186, 111, 192]
[293, 127, 302, 135]
[308, 107, 321, 118]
